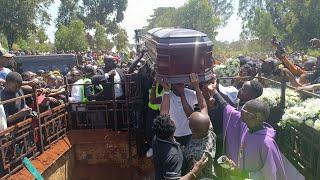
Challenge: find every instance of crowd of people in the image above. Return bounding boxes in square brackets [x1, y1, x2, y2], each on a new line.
[1, 41, 320, 179]
[145, 67, 288, 179]
[0, 47, 137, 131]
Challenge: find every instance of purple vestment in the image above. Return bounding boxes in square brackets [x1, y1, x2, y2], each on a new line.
[223, 105, 287, 180]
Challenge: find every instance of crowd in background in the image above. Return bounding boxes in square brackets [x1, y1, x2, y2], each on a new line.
[0, 43, 320, 179]
[0, 47, 140, 131]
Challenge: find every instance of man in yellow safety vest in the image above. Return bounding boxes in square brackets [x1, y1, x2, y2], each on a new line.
[145, 80, 164, 157]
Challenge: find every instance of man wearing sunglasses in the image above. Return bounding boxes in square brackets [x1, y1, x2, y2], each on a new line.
[211, 87, 286, 180]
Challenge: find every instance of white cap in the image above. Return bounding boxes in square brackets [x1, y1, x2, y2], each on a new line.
[218, 84, 239, 105]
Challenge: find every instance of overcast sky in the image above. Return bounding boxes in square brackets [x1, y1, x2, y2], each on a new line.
[47, 0, 242, 43]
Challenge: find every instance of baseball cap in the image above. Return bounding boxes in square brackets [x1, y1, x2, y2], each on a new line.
[0, 48, 13, 58]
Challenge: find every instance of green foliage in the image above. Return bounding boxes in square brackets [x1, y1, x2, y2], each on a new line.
[94, 22, 113, 51]
[57, 0, 80, 26]
[0, 0, 53, 49]
[247, 8, 277, 50]
[0, 34, 8, 50]
[177, 0, 220, 40]
[113, 28, 129, 52]
[55, 19, 88, 51]
[11, 27, 52, 53]
[146, 7, 179, 28]
[209, 0, 233, 26]
[238, 0, 320, 51]
[307, 49, 320, 58]
[80, 0, 128, 31]
[145, 0, 233, 41]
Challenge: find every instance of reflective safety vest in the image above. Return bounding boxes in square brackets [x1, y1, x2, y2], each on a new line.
[81, 78, 92, 103]
[148, 83, 164, 111]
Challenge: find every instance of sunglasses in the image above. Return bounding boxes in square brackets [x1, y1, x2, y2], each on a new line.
[241, 106, 256, 117]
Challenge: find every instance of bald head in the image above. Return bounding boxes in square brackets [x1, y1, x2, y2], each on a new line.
[189, 112, 210, 138]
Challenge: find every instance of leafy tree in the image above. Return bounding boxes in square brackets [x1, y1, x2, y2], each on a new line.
[113, 28, 129, 52]
[80, 0, 128, 31]
[145, 0, 233, 41]
[0, 34, 8, 50]
[57, 0, 80, 26]
[94, 22, 113, 51]
[12, 27, 52, 53]
[177, 0, 221, 40]
[238, 0, 320, 50]
[283, 0, 320, 49]
[0, 0, 53, 49]
[209, 0, 233, 26]
[55, 19, 88, 51]
[146, 7, 179, 29]
[247, 8, 277, 49]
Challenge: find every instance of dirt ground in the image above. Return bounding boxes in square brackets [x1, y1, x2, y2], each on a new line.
[72, 162, 154, 180]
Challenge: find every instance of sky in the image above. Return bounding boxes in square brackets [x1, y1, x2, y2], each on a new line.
[46, 0, 242, 43]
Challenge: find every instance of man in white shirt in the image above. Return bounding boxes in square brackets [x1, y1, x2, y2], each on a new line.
[103, 56, 124, 99]
[169, 84, 198, 146]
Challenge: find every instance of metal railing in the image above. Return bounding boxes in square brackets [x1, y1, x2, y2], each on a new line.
[0, 72, 145, 178]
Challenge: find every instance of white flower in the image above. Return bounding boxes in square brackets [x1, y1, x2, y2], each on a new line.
[313, 119, 320, 131]
[305, 119, 314, 127]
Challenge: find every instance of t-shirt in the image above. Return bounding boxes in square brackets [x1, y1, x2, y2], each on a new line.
[0, 68, 12, 80]
[169, 88, 197, 137]
[1, 89, 26, 126]
[153, 137, 183, 180]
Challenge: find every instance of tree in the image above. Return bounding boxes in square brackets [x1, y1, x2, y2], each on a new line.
[0, 0, 53, 49]
[146, 7, 179, 29]
[209, 0, 233, 26]
[94, 22, 113, 51]
[80, 0, 128, 31]
[0, 34, 8, 50]
[55, 19, 88, 51]
[238, 0, 320, 50]
[247, 8, 277, 49]
[177, 0, 221, 40]
[12, 27, 52, 53]
[113, 28, 129, 52]
[283, 0, 320, 49]
[145, 0, 233, 41]
[57, 0, 80, 26]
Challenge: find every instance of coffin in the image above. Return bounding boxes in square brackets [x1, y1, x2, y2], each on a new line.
[144, 28, 214, 83]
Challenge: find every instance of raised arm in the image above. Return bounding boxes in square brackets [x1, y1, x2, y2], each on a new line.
[128, 50, 146, 74]
[150, 81, 162, 104]
[190, 73, 207, 114]
[159, 82, 170, 115]
[297, 83, 320, 91]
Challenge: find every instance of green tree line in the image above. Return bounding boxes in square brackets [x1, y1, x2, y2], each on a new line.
[0, 0, 129, 53]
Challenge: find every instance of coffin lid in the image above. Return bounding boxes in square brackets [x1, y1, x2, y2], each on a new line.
[145, 28, 213, 48]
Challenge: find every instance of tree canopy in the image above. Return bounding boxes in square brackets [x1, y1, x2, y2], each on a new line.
[145, 0, 233, 41]
[94, 22, 113, 51]
[55, 19, 88, 52]
[238, 0, 320, 50]
[113, 28, 129, 52]
[0, 0, 53, 49]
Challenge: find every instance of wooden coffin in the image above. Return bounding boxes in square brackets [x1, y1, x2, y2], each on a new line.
[144, 28, 214, 83]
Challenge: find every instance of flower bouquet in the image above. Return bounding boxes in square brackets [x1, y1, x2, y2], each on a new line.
[258, 88, 301, 126]
[214, 58, 240, 86]
[258, 88, 301, 109]
[279, 98, 320, 132]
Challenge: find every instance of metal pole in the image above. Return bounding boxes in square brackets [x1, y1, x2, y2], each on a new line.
[33, 87, 44, 153]
[280, 79, 286, 113]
